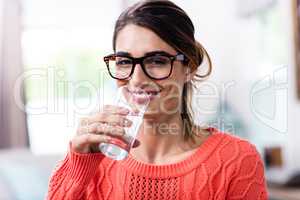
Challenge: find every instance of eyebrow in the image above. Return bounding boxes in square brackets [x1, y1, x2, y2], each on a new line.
[115, 50, 174, 57]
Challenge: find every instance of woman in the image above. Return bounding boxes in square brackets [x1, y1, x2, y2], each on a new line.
[46, 0, 268, 199]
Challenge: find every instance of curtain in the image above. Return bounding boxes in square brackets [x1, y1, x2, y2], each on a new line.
[0, 0, 29, 148]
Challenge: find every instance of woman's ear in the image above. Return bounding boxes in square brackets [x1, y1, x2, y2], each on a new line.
[184, 66, 196, 83]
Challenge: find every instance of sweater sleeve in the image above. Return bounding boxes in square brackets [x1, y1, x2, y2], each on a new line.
[46, 143, 105, 200]
[227, 142, 268, 200]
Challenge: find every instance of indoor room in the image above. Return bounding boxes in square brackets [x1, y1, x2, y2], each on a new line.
[0, 0, 300, 199]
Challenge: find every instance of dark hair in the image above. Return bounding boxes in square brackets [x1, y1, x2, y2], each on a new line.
[112, 0, 212, 141]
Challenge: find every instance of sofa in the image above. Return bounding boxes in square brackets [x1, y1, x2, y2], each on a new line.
[0, 149, 62, 200]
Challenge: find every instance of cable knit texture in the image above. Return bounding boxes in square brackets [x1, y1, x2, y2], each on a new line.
[46, 128, 268, 200]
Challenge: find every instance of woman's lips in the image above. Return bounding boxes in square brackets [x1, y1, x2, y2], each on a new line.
[127, 89, 161, 104]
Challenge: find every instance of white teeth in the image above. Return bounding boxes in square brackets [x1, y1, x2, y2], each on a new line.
[134, 93, 147, 96]
[130, 90, 160, 96]
[132, 92, 148, 97]
[133, 92, 146, 95]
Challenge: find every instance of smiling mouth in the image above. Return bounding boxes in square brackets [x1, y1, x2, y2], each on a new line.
[131, 90, 160, 95]
[127, 88, 161, 100]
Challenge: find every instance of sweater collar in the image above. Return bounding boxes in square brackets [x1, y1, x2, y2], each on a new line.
[120, 128, 225, 178]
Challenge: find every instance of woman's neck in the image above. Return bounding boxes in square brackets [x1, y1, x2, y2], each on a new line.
[130, 113, 198, 164]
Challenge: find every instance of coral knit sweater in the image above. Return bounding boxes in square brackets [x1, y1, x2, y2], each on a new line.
[46, 128, 268, 200]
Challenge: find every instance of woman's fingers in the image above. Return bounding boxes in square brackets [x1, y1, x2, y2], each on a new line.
[72, 105, 136, 154]
[77, 122, 126, 137]
[80, 133, 111, 145]
[102, 105, 130, 115]
[79, 105, 131, 126]
[71, 133, 112, 153]
[86, 113, 132, 127]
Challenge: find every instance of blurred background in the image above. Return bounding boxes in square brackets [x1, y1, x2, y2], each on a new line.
[0, 0, 300, 199]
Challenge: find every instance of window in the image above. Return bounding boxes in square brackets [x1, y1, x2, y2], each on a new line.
[22, 0, 124, 154]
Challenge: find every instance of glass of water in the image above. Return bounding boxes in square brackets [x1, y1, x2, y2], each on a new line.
[98, 85, 150, 160]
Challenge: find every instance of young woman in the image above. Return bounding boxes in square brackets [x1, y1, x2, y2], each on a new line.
[46, 0, 268, 199]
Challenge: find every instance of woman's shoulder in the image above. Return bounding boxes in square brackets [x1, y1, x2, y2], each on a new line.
[209, 129, 268, 198]
[205, 127, 263, 166]
[215, 128, 259, 153]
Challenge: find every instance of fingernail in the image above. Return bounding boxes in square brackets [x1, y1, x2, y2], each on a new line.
[118, 129, 125, 136]
[124, 119, 132, 126]
[104, 136, 112, 142]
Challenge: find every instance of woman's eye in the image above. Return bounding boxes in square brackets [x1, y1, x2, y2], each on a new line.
[153, 60, 165, 64]
[116, 59, 132, 65]
[147, 57, 168, 65]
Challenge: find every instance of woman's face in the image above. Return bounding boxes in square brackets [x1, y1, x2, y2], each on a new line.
[115, 24, 190, 120]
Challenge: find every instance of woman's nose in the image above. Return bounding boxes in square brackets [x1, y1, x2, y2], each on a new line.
[130, 63, 149, 84]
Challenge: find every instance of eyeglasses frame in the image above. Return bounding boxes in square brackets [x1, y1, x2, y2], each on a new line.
[103, 52, 186, 80]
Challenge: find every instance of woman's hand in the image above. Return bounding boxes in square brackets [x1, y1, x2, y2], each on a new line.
[71, 105, 139, 154]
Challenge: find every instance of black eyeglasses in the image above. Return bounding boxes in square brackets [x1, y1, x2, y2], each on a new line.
[103, 51, 186, 80]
